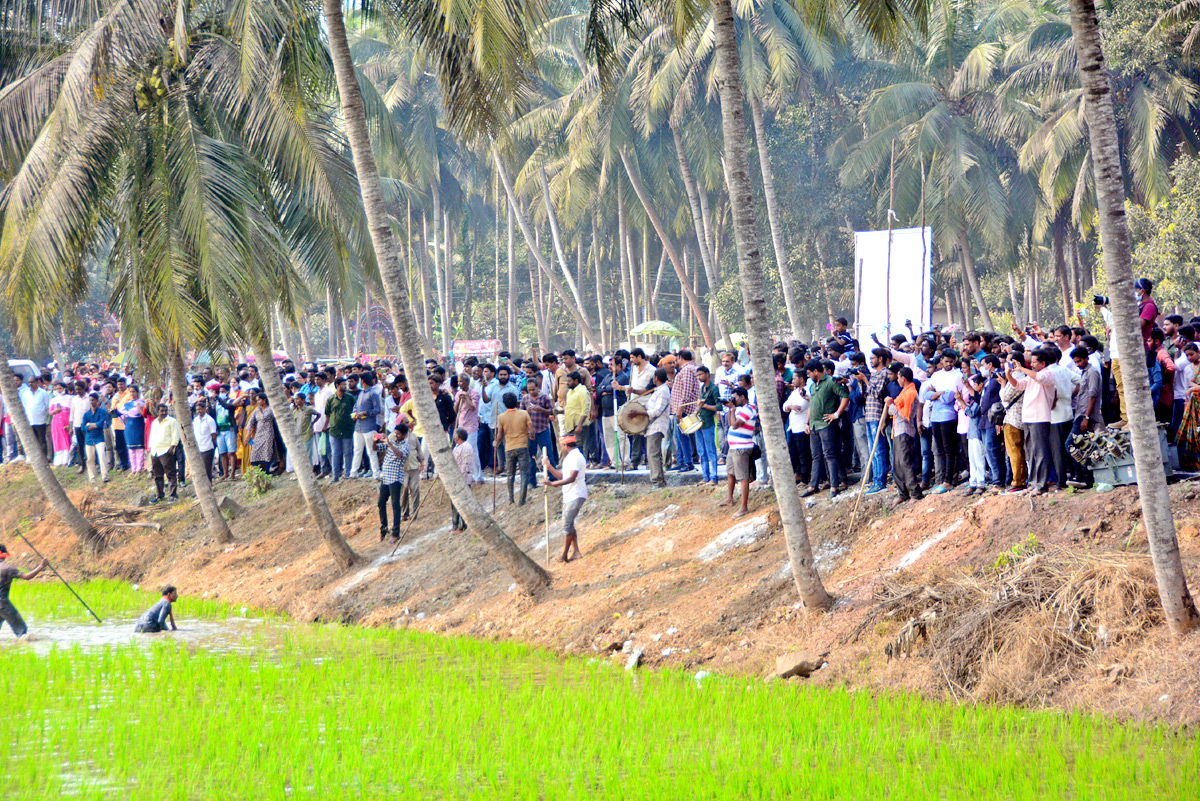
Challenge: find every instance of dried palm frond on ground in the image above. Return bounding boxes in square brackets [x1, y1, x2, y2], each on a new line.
[854, 549, 1162, 703]
[75, 490, 161, 548]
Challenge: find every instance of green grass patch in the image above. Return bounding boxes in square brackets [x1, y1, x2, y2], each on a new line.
[8, 579, 276, 624]
[1, 584, 1197, 799]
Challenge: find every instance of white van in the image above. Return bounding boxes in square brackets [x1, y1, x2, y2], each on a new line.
[7, 360, 40, 381]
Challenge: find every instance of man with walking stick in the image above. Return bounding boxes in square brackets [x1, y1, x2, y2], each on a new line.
[0, 544, 49, 638]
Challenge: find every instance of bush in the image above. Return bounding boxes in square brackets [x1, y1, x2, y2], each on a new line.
[244, 465, 273, 498]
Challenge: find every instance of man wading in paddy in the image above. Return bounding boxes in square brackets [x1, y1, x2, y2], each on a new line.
[0, 544, 49, 638]
[134, 586, 179, 633]
[543, 435, 587, 563]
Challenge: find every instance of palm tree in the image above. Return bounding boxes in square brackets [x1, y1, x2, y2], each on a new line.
[320, 0, 550, 593]
[0, 0, 368, 562]
[0, 340, 101, 546]
[836, 2, 1041, 332]
[707, 0, 830, 610]
[1012, 1, 1200, 232]
[1065, 0, 1198, 635]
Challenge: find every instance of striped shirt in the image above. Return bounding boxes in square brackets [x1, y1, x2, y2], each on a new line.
[728, 404, 756, 449]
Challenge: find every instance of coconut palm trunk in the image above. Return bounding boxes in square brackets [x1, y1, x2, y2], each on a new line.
[430, 187, 448, 355]
[251, 338, 358, 569]
[671, 123, 730, 346]
[0, 338, 101, 546]
[321, 0, 550, 594]
[1067, 0, 1198, 635]
[539, 168, 594, 331]
[506, 200, 517, 349]
[618, 149, 715, 348]
[955, 232, 993, 331]
[749, 93, 803, 340]
[167, 344, 233, 545]
[711, 0, 830, 610]
[493, 150, 601, 349]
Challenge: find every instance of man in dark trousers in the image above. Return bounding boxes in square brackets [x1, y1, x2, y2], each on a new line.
[0, 544, 49, 638]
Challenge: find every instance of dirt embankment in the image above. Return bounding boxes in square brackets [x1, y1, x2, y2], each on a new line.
[4, 464, 1200, 724]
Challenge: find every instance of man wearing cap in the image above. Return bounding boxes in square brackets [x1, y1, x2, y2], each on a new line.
[543, 435, 587, 563]
[148, 402, 182, 503]
[0, 544, 49, 638]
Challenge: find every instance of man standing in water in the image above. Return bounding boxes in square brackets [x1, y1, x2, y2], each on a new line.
[134, 586, 179, 633]
[543, 435, 587, 563]
[0, 544, 49, 638]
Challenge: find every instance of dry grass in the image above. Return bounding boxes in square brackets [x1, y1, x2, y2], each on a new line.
[858, 549, 1162, 703]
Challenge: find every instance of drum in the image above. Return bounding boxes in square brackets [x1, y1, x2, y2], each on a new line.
[679, 413, 703, 435]
[617, 400, 649, 436]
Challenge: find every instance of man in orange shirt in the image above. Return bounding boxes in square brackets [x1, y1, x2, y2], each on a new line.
[886, 367, 924, 503]
[110, 377, 136, 471]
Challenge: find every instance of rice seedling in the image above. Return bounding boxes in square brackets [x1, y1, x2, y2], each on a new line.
[1, 583, 1196, 799]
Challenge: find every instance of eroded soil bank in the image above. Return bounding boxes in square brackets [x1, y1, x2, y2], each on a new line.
[3, 464, 1199, 724]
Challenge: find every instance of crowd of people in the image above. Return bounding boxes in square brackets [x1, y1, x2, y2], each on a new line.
[0, 276, 1191, 536]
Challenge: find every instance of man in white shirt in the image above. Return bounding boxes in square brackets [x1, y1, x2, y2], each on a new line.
[618, 348, 655, 469]
[192, 398, 218, 482]
[1048, 358, 1079, 488]
[544, 434, 587, 563]
[311, 371, 334, 477]
[70, 381, 92, 474]
[22, 375, 51, 461]
[147, 403, 182, 503]
[1171, 344, 1198, 442]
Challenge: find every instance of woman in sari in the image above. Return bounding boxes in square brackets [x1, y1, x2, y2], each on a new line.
[1176, 353, 1200, 471]
[246, 395, 278, 472]
[48, 382, 74, 466]
[121, 386, 147, 472]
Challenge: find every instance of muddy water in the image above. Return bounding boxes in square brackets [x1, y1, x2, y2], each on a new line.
[0, 617, 278, 656]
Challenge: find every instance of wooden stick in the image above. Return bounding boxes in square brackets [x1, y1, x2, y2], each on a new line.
[544, 463, 551, 566]
[847, 414, 887, 537]
[10, 527, 102, 624]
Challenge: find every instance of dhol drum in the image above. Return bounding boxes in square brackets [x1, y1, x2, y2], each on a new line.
[617, 400, 650, 436]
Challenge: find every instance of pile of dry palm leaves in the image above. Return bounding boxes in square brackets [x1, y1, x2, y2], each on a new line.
[77, 490, 161, 548]
[848, 548, 1162, 703]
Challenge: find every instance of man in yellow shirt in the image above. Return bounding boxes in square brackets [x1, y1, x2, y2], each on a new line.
[147, 403, 182, 503]
[560, 371, 592, 439]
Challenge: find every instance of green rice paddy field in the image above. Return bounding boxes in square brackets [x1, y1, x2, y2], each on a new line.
[1, 580, 1197, 799]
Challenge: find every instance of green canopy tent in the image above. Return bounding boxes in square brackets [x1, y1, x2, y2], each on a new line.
[630, 320, 685, 338]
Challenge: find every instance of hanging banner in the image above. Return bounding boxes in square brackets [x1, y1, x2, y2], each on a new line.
[853, 226, 932, 346]
[452, 339, 502, 358]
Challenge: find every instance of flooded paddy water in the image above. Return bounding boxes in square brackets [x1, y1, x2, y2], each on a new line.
[1, 581, 1197, 799]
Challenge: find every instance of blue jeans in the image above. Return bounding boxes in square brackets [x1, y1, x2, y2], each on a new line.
[527, 427, 555, 487]
[919, 427, 934, 485]
[673, 422, 694, 470]
[330, 436, 353, 480]
[865, 420, 890, 489]
[982, 424, 1005, 486]
[1171, 398, 1186, 444]
[695, 425, 718, 481]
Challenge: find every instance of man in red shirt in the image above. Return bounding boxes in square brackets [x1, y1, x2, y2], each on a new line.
[1136, 278, 1159, 351]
